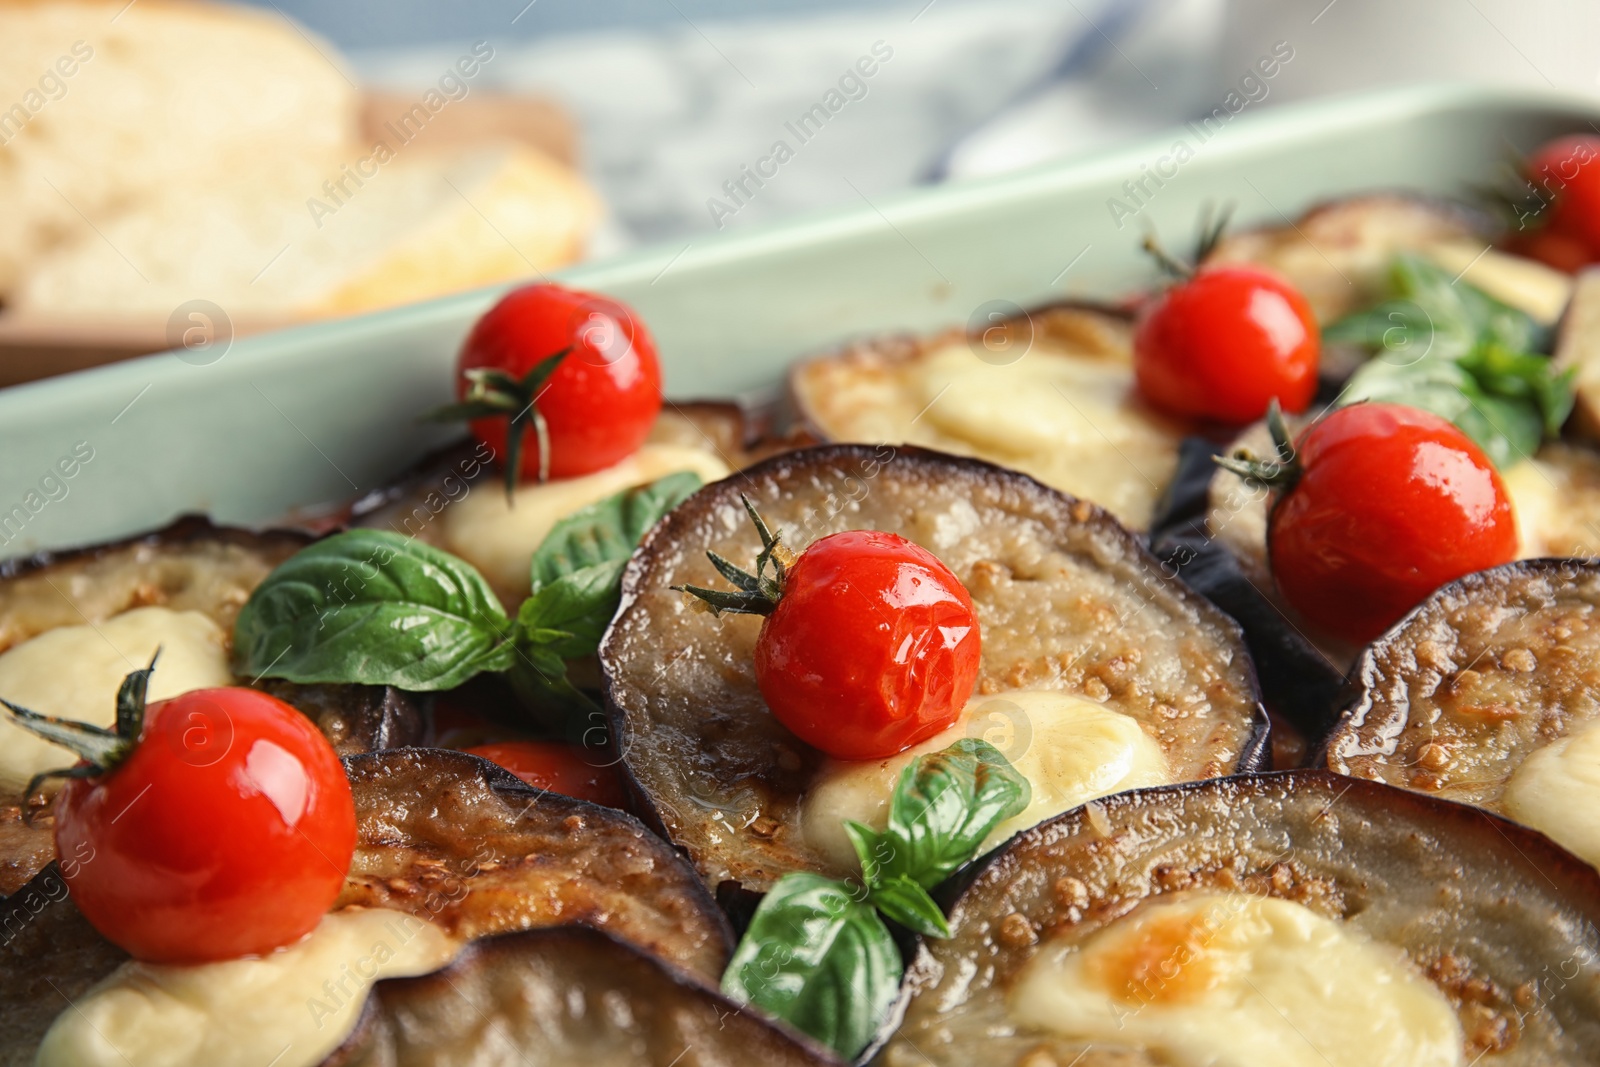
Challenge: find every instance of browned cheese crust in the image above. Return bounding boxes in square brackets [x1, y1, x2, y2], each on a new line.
[603, 445, 1263, 892]
[882, 771, 1600, 1067]
[1327, 560, 1600, 810]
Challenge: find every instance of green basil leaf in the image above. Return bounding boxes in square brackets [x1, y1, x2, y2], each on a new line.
[529, 471, 703, 590]
[1325, 253, 1543, 364]
[233, 530, 514, 690]
[516, 559, 627, 661]
[722, 872, 901, 1060]
[867, 872, 950, 939]
[1461, 341, 1577, 437]
[857, 739, 1030, 891]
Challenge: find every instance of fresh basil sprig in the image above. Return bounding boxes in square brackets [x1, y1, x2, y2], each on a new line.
[846, 737, 1031, 910]
[529, 471, 702, 589]
[510, 473, 704, 718]
[232, 530, 515, 690]
[723, 740, 1028, 1058]
[234, 472, 704, 703]
[722, 873, 901, 1061]
[1325, 253, 1573, 469]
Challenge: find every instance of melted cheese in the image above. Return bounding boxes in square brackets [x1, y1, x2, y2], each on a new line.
[1504, 717, 1600, 868]
[908, 344, 1181, 529]
[37, 908, 458, 1067]
[802, 690, 1170, 870]
[440, 443, 729, 599]
[1503, 456, 1564, 558]
[1426, 240, 1573, 327]
[1010, 893, 1464, 1067]
[0, 607, 232, 793]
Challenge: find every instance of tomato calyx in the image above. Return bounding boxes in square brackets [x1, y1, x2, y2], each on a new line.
[0, 652, 158, 808]
[1142, 202, 1236, 282]
[672, 494, 796, 617]
[1212, 399, 1303, 494]
[426, 346, 571, 498]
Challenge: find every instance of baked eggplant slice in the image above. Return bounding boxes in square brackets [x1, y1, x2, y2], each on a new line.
[0, 749, 733, 1065]
[1159, 409, 1600, 741]
[0, 520, 425, 890]
[881, 770, 1600, 1066]
[1203, 193, 1496, 324]
[0, 518, 426, 756]
[347, 404, 794, 606]
[0, 515, 305, 648]
[789, 304, 1188, 531]
[1324, 559, 1600, 866]
[336, 748, 732, 979]
[603, 444, 1266, 892]
[329, 925, 843, 1067]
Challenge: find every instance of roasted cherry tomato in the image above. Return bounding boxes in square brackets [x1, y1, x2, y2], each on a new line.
[463, 741, 628, 808]
[453, 283, 663, 482]
[1241, 404, 1516, 645]
[1523, 134, 1600, 259]
[47, 686, 356, 964]
[682, 515, 982, 761]
[1135, 265, 1320, 423]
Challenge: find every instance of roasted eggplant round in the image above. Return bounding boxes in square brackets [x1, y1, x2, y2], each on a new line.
[337, 748, 732, 979]
[1325, 558, 1600, 868]
[1203, 192, 1493, 325]
[330, 925, 842, 1066]
[0, 519, 426, 895]
[881, 770, 1600, 1066]
[789, 303, 1188, 531]
[602, 444, 1266, 892]
[0, 747, 733, 1064]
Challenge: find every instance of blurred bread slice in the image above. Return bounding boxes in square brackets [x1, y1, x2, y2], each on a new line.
[12, 141, 600, 318]
[0, 0, 359, 293]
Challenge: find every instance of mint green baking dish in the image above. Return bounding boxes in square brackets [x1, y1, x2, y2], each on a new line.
[3, 83, 1598, 556]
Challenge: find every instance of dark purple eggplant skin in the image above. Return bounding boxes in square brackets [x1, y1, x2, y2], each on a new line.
[603, 443, 1268, 894]
[326, 925, 844, 1067]
[885, 769, 1600, 1067]
[1149, 436, 1347, 745]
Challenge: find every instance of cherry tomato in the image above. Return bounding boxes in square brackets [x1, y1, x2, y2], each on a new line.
[463, 741, 627, 808]
[1135, 266, 1320, 423]
[1524, 135, 1600, 257]
[1505, 219, 1596, 274]
[54, 688, 356, 964]
[1267, 404, 1516, 645]
[753, 530, 981, 761]
[458, 283, 663, 481]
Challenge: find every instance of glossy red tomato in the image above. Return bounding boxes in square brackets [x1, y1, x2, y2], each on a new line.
[54, 688, 356, 964]
[463, 741, 628, 808]
[458, 283, 663, 481]
[1524, 135, 1600, 257]
[1506, 220, 1595, 274]
[1267, 404, 1516, 645]
[1135, 266, 1320, 423]
[753, 530, 981, 761]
